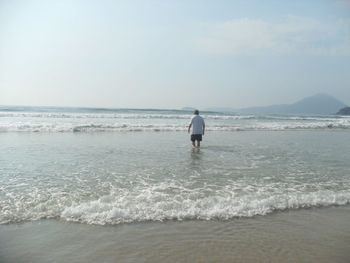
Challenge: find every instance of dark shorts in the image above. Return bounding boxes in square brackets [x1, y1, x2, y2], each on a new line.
[191, 134, 202, 142]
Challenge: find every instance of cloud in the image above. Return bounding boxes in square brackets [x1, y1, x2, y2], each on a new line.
[196, 16, 350, 56]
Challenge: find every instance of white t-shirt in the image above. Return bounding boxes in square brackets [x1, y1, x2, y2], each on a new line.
[189, 115, 205, 135]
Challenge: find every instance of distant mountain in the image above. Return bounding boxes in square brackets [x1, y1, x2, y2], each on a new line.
[204, 107, 239, 113]
[283, 93, 347, 115]
[181, 107, 196, 112]
[207, 94, 347, 115]
[336, 107, 350, 115]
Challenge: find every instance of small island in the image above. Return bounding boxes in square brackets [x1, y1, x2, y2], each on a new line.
[336, 107, 350, 115]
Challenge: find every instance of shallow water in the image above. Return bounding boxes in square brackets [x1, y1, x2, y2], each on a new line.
[1, 131, 350, 225]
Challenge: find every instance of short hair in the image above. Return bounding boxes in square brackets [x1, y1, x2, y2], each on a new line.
[194, 109, 199, 115]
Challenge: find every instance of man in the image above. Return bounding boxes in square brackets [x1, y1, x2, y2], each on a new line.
[188, 109, 205, 148]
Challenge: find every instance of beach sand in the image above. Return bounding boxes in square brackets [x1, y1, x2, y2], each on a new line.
[1, 206, 350, 263]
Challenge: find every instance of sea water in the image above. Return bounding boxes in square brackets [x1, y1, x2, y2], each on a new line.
[1, 106, 350, 225]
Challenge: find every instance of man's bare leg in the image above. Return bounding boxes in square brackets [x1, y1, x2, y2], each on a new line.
[197, 140, 200, 147]
[192, 141, 196, 147]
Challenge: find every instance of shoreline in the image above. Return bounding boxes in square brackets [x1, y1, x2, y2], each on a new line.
[1, 205, 350, 263]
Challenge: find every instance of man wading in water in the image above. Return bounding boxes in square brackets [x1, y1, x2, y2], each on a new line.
[188, 110, 205, 148]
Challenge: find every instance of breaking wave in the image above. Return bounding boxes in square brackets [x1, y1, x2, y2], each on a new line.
[1, 122, 349, 132]
[1, 110, 350, 132]
[60, 190, 350, 225]
[1, 186, 350, 225]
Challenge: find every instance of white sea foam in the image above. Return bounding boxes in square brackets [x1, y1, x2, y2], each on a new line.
[1, 122, 349, 132]
[1, 110, 350, 132]
[59, 189, 350, 225]
[2, 185, 350, 225]
[0, 123, 350, 132]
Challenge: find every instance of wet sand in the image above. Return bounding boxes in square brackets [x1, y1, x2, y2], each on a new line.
[1, 206, 350, 263]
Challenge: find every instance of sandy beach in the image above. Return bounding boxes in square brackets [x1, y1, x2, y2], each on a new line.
[1, 205, 350, 263]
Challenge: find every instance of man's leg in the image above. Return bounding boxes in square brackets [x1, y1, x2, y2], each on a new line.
[191, 134, 195, 147]
[196, 140, 200, 147]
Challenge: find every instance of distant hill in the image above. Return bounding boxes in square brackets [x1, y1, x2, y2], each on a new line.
[336, 107, 350, 115]
[204, 107, 239, 113]
[181, 107, 196, 112]
[282, 93, 347, 115]
[207, 94, 347, 115]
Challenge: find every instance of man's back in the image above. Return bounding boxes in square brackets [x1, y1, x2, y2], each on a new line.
[190, 115, 205, 135]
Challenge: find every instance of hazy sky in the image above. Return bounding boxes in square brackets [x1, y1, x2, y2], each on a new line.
[1, 0, 350, 109]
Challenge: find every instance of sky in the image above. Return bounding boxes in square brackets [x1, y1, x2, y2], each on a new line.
[1, 0, 350, 109]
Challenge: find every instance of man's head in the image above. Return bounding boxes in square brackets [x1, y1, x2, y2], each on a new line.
[194, 109, 199, 115]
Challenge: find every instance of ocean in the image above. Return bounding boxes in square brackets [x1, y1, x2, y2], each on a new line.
[1, 105, 350, 133]
[1, 106, 350, 262]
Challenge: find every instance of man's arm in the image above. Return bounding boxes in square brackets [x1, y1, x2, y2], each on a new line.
[203, 122, 205, 135]
[188, 123, 192, 133]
